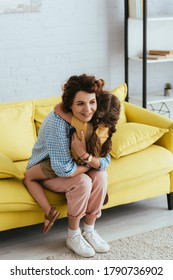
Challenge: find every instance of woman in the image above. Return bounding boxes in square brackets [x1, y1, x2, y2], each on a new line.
[24, 74, 117, 258]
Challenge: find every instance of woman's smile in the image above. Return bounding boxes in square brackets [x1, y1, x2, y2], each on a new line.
[71, 91, 97, 122]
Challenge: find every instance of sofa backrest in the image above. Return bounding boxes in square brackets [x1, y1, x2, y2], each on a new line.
[0, 83, 127, 162]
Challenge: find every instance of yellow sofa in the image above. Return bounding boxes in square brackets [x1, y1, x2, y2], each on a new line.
[1, 84, 173, 232]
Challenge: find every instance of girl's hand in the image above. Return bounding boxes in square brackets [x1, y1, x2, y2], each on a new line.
[71, 131, 87, 158]
[54, 103, 72, 123]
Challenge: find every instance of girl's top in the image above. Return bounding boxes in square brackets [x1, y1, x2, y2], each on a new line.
[70, 115, 109, 164]
[26, 111, 110, 177]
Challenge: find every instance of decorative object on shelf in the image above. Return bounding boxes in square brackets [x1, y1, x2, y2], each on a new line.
[164, 83, 172, 97]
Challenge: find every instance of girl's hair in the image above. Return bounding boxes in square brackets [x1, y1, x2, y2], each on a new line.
[61, 74, 104, 112]
[87, 91, 121, 157]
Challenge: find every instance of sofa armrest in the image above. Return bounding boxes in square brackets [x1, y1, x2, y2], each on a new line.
[124, 102, 173, 153]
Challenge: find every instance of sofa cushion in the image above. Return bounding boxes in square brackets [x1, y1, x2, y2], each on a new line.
[0, 153, 23, 179]
[14, 160, 28, 175]
[108, 144, 173, 185]
[110, 122, 168, 159]
[33, 96, 61, 134]
[1, 145, 172, 212]
[111, 83, 127, 124]
[0, 178, 66, 212]
[0, 101, 36, 161]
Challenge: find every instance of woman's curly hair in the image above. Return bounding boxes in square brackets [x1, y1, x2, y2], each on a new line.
[87, 91, 121, 157]
[61, 74, 104, 112]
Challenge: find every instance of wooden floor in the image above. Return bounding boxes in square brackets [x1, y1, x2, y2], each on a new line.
[0, 195, 173, 260]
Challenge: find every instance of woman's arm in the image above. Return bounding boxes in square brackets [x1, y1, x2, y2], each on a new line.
[45, 115, 78, 177]
[54, 102, 72, 123]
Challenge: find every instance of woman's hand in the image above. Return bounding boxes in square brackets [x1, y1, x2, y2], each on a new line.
[71, 130, 101, 170]
[71, 131, 87, 158]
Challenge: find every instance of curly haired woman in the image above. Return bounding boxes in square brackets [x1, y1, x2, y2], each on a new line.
[23, 74, 120, 258]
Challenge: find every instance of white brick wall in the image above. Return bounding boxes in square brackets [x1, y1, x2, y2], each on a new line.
[0, 0, 124, 102]
[0, 0, 173, 105]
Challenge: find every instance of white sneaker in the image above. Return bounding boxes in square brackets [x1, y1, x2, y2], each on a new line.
[83, 230, 110, 253]
[66, 234, 95, 258]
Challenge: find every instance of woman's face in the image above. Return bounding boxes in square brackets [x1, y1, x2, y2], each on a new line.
[71, 91, 97, 122]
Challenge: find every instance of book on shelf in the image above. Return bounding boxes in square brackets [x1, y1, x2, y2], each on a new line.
[149, 50, 173, 55]
[128, 0, 143, 18]
[164, 54, 173, 58]
[139, 54, 167, 60]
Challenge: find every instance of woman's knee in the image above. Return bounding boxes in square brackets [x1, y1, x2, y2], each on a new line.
[90, 170, 107, 184]
[89, 170, 107, 192]
[74, 173, 92, 194]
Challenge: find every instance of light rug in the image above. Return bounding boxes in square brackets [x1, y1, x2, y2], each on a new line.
[47, 225, 173, 260]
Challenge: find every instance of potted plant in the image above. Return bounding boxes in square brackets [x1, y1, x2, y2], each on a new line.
[164, 83, 172, 96]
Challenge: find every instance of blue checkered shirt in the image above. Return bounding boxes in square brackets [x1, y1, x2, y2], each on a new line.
[27, 111, 110, 177]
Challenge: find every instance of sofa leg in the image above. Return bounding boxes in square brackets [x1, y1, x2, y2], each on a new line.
[167, 193, 173, 210]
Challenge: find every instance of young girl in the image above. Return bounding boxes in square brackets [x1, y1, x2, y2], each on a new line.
[24, 89, 120, 234]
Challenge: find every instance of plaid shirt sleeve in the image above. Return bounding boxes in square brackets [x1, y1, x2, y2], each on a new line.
[99, 154, 111, 170]
[44, 113, 78, 177]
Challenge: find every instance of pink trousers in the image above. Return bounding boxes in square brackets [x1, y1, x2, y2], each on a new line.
[43, 169, 107, 222]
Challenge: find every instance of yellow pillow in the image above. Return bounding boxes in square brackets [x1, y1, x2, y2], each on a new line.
[0, 101, 36, 161]
[33, 96, 61, 133]
[111, 83, 127, 124]
[0, 153, 23, 179]
[110, 122, 168, 159]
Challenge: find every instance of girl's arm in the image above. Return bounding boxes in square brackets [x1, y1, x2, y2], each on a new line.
[54, 102, 72, 124]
